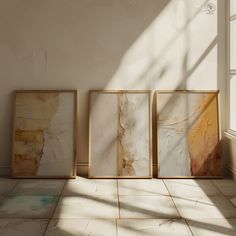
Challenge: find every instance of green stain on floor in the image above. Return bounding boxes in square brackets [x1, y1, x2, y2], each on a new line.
[39, 196, 58, 206]
[0, 195, 58, 211]
[0, 195, 59, 218]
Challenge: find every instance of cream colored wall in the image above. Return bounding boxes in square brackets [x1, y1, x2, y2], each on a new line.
[223, 0, 236, 179]
[223, 136, 236, 180]
[229, 140, 236, 179]
[0, 0, 226, 176]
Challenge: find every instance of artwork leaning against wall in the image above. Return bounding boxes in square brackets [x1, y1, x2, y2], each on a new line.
[11, 90, 77, 178]
[157, 91, 221, 178]
[89, 90, 152, 178]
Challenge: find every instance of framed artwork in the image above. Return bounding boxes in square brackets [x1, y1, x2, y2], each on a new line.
[11, 90, 77, 178]
[89, 90, 152, 178]
[157, 90, 221, 178]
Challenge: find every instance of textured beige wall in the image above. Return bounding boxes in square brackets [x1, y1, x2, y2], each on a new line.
[223, 137, 236, 179]
[0, 0, 226, 176]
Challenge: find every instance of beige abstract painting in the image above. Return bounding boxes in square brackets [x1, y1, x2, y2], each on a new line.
[12, 91, 77, 178]
[157, 91, 221, 178]
[89, 91, 152, 178]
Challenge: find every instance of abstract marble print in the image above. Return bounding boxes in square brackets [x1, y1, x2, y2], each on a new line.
[157, 91, 221, 178]
[12, 91, 77, 178]
[89, 91, 151, 178]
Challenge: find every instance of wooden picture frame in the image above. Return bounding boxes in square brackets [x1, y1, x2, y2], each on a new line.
[89, 90, 152, 178]
[157, 90, 221, 179]
[11, 90, 78, 179]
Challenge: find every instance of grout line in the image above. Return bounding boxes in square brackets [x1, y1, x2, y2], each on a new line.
[43, 179, 67, 236]
[184, 219, 195, 236]
[162, 179, 182, 219]
[210, 179, 236, 209]
[0, 179, 20, 207]
[40, 217, 196, 220]
[0, 179, 19, 200]
[117, 179, 121, 219]
[161, 179, 171, 197]
[42, 218, 51, 235]
[115, 219, 118, 236]
[162, 179, 196, 235]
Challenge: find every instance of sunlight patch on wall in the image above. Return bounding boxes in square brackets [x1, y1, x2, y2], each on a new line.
[105, 0, 217, 90]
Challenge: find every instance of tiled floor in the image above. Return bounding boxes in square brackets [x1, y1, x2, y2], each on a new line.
[0, 178, 236, 235]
